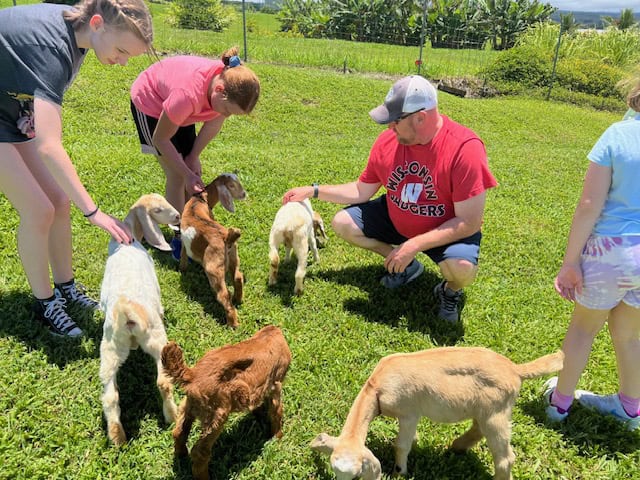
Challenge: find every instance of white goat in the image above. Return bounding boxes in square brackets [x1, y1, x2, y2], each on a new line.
[311, 347, 564, 480]
[268, 199, 328, 295]
[99, 194, 180, 445]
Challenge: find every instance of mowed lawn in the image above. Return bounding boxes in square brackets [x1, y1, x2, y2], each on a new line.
[1, 6, 639, 479]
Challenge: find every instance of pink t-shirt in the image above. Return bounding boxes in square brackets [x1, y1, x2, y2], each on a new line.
[131, 56, 225, 126]
[360, 115, 497, 238]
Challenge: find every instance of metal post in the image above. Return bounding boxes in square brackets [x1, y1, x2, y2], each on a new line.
[242, 0, 248, 62]
[417, 0, 429, 75]
[546, 22, 564, 101]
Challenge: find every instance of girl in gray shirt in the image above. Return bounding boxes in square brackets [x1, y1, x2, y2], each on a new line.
[0, 0, 153, 337]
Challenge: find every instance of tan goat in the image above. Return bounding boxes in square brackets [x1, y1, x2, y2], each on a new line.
[268, 198, 328, 295]
[161, 325, 292, 480]
[311, 347, 564, 480]
[179, 174, 246, 328]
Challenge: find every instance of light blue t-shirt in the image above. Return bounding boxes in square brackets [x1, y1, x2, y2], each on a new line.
[588, 117, 640, 236]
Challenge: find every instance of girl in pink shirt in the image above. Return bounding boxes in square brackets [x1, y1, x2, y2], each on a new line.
[130, 47, 260, 258]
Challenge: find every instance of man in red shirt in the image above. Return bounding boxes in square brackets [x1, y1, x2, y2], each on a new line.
[282, 76, 497, 322]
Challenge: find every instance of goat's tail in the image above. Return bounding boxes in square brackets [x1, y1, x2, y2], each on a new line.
[112, 297, 150, 333]
[226, 227, 241, 245]
[161, 341, 194, 386]
[514, 351, 564, 380]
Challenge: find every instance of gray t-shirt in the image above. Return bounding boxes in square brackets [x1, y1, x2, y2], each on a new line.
[0, 3, 87, 105]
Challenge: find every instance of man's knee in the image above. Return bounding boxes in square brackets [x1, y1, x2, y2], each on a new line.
[331, 209, 357, 240]
[439, 258, 478, 286]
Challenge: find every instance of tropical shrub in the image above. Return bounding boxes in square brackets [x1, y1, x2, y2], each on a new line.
[483, 45, 552, 87]
[170, 0, 237, 31]
[555, 58, 625, 98]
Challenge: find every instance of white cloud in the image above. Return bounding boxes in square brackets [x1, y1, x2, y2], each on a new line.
[550, 1, 640, 12]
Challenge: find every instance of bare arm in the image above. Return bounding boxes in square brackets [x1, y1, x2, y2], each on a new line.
[33, 98, 132, 243]
[282, 180, 381, 205]
[189, 116, 225, 159]
[152, 111, 204, 194]
[555, 162, 610, 300]
[384, 191, 487, 273]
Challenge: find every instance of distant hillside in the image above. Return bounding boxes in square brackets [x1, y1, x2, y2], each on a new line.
[551, 10, 640, 29]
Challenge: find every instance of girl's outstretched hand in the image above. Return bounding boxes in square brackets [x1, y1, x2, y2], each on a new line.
[89, 210, 133, 244]
[554, 263, 583, 302]
[186, 172, 205, 196]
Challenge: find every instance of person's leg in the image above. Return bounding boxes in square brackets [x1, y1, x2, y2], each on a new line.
[427, 233, 481, 322]
[15, 140, 73, 285]
[156, 153, 187, 214]
[608, 302, 640, 399]
[0, 142, 82, 336]
[331, 209, 393, 257]
[555, 304, 609, 397]
[438, 258, 478, 291]
[333, 196, 424, 288]
[0, 142, 56, 298]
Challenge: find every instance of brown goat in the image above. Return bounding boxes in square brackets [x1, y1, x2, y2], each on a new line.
[161, 325, 292, 480]
[180, 174, 246, 328]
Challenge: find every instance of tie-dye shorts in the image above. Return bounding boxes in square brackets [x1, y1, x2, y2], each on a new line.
[577, 235, 640, 310]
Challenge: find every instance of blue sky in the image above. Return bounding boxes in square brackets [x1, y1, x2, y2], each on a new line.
[550, 1, 640, 12]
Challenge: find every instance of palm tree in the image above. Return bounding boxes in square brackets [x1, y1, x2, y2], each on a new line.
[602, 8, 638, 31]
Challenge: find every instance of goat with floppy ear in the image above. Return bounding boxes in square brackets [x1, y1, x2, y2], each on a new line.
[124, 193, 181, 251]
[179, 174, 246, 328]
[99, 194, 180, 446]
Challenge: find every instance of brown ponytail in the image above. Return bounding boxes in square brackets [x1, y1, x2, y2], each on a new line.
[218, 47, 260, 114]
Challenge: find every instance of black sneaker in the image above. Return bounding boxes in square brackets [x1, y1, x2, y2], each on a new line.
[33, 292, 83, 338]
[54, 279, 99, 311]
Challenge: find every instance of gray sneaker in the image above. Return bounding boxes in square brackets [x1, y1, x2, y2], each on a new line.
[575, 390, 640, 431]
[433, 281, 463, 322]
[380, 259, 424, 289]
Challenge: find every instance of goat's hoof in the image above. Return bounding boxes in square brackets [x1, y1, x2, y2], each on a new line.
[108, 423, 127, 446]
[392, 465, 407, 477]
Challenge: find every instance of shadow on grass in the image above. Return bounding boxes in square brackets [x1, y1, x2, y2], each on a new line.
[103, 347, 176, 443]
[310, 432, 492, 480]
[521, 397, 640, 456]
[314, 264, 465, 344]
[0, 290, 101, 367]
[169, 410, 274, 480]
[151, 250, 241, 327]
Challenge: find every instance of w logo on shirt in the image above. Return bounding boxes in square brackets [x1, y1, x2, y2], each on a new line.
[400, 183, 423, 203]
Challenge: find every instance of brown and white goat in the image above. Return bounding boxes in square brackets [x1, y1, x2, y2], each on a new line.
[268, 198, 328, 295]
[179, 173, 246, 328]
[99, 194, 180, 445]
[311, 347, 564, 480]
[161, 325, 292, 480]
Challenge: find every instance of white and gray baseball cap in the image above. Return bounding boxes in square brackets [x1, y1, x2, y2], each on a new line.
[369, 75, 438, 124]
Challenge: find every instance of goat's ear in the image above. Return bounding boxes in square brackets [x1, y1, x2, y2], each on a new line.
[360, 448, 382, 480]
[310, 433, 337, 455]
[133, 205, 171, 251]
[313, 213, 328, 240]
[217, 184, 235, 213]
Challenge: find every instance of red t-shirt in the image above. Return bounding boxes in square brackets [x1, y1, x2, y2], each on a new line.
[359, 115, 497, 238]
[130, 55, 225, 126]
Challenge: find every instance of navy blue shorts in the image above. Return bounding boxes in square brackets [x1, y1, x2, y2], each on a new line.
[344, 195, 482, 265]
[130, 100, 196, 157]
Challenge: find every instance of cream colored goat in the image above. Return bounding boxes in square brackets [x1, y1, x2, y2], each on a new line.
[99, 194, 180, 445]
[268, 199, 328, 295]
[311, 347, 564, 480]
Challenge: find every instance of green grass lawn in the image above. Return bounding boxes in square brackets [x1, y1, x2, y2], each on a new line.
[1, 3, 639, 480]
